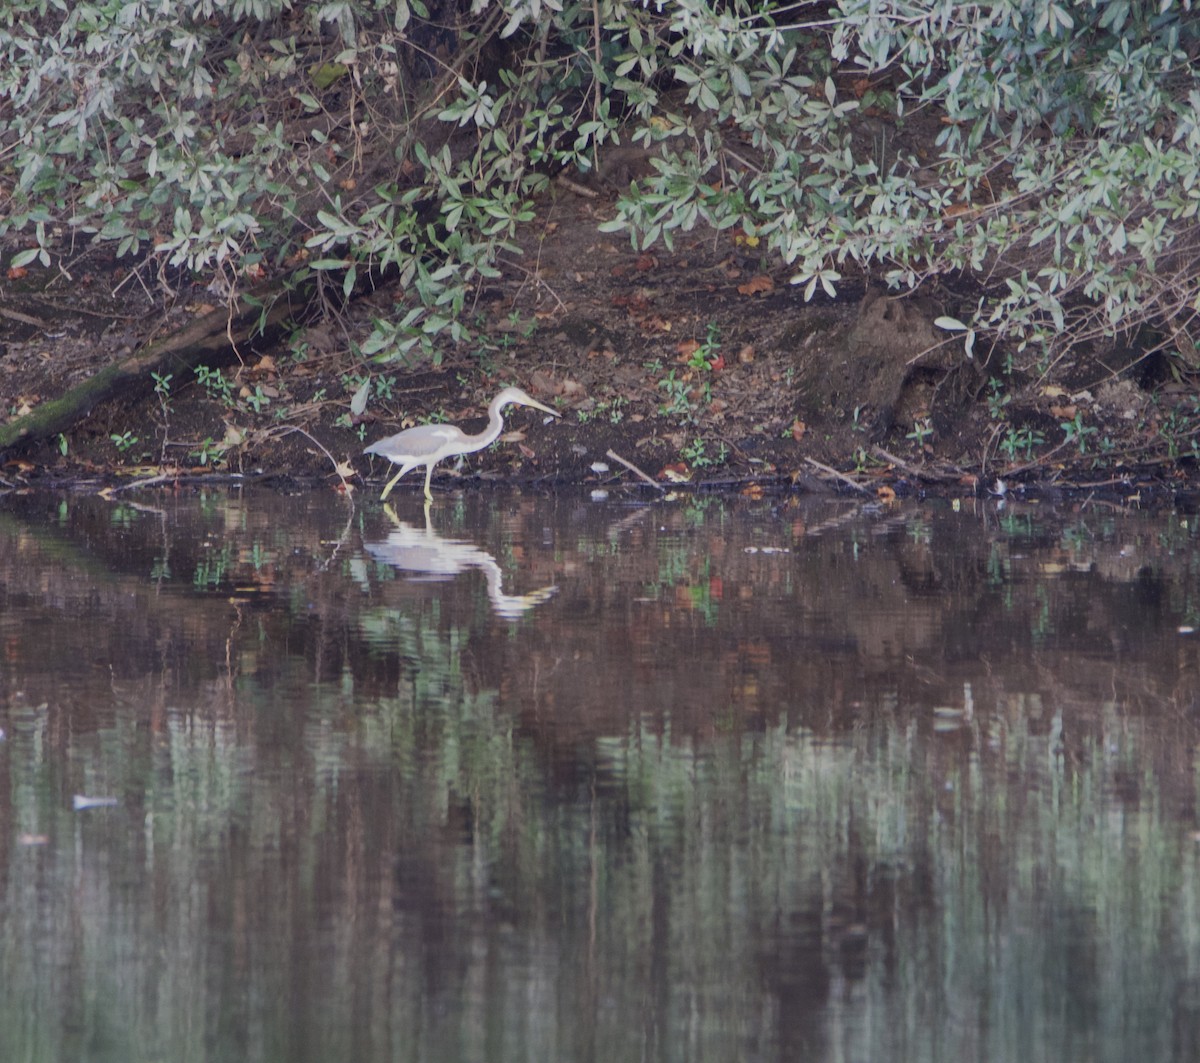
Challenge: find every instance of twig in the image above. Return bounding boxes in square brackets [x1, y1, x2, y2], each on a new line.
[606, 448, 664, 491]
[871, 446, 962, 482]
[556, 175, 598, 199]
[273, 425, 352, 487]
[804, 457, 871, 494]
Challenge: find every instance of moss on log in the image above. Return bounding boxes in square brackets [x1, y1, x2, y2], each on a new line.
[0, 276, 308, 453]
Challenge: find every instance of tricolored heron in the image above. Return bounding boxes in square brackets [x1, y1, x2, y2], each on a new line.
[363, 386, 560, 501]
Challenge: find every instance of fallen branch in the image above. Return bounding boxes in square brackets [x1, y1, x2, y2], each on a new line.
[804, 457, 872, 494]
[871, 446, 963, 482]
[0, 273, 310, 454]
[606, 448, 664, 491]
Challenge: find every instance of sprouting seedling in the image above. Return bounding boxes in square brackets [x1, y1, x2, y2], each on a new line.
[935, 316, 976, 360]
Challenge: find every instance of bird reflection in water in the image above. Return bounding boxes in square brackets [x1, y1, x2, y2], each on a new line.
[364, 504, 557, 620]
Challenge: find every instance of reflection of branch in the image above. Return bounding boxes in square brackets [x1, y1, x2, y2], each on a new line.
[321, 494, 358, 572]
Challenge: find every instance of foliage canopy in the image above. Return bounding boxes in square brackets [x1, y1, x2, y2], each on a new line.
[1, 0, 1197, 371]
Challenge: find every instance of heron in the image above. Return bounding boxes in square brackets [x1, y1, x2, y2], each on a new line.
[363, 386, 560, 501]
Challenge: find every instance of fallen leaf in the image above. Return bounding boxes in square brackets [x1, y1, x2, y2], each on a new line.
[676, 338, 702, 360]
[1049, 404, 1077, 419]
[7, 266, 28, 280]
[942, 202, 976, 219]
[635, 253, 657, 271]
[790, 419, 807, 442]
[736, 344, 755, 363]
[737, 274, 774, 296]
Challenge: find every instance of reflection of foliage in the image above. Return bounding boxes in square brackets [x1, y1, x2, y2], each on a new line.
[6, 494, 1200, 1059]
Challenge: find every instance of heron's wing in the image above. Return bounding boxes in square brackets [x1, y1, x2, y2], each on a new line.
[365, 424, 464, 460]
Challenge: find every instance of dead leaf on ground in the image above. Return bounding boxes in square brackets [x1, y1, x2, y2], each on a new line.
[737, 274, 774, 297]
[942, 203, 978, 219]
[635, 253, 657, 272]
[611, 293, 650, 313]
[790, 419, 807, 442]
[737, 344, 755, 363]
[676, 338, 701, 360]
[529, 370, 559, 396]
[1049, 404, 1077, 419]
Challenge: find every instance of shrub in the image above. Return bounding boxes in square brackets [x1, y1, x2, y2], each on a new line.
[2, 0, 1196, 374]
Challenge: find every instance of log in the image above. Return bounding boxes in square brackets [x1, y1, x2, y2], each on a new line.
[0, 274, 310, 453]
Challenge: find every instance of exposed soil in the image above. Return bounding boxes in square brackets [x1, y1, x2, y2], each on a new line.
[1, 178, 1194, 499]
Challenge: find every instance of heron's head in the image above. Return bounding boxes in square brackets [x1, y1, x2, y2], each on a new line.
[495, 386, 560, 418]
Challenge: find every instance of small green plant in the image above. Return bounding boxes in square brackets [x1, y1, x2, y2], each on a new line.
[1060, 411, 1097, 454]
[986, 379, 1011, 420]
[906, 418, 934, 446]
[110, 430, 139, 453]
[681, 437, 727, 468]
[685, 323, 722, 371]
[190, 437, 225, 466]
[195, 365, 235, 407]
[57, 433, 68, 456]
[152, 371, 173, 406]
[576, 395, 628, 426]
[244, 384, 272, 414]
[508, 310, 537, 339]
[659, 370, 692, 417]
[999, 425, 1045, 461]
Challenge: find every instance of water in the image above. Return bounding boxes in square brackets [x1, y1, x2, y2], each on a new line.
[2, 487, 1200, 1062]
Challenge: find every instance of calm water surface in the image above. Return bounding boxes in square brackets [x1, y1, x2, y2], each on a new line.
[2, 487, 1200, 1062]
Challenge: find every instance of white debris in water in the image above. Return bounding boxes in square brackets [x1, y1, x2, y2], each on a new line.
[73, 795, 119, 811]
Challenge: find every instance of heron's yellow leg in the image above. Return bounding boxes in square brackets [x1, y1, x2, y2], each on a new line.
[423, 462, 436, 501]
[380, 467, 407, 501]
